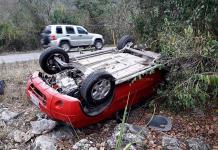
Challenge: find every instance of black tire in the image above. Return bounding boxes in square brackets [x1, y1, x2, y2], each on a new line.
[80, 70, 115, 107]
[117, 35, 134, 50]
[60, 41, 71, 51]
[94, 39, 103, 50]
[39, 47, 69, 74]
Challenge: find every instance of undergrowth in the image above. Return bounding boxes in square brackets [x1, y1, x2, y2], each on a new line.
[157, 19, 218, 111]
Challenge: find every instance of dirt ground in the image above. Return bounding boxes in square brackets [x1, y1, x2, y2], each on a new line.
[0, 61, 217, 149]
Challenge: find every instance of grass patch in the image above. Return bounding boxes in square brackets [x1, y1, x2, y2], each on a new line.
[0, 61, 40, 103]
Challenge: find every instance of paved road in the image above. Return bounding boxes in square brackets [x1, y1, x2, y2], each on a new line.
[0, 47, 114, 64]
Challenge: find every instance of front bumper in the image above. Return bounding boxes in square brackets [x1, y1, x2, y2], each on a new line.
[26, 72, 83, 125]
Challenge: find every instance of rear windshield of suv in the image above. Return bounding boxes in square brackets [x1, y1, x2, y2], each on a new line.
[43, 26, 51, 34]
[56, 26, 63, 34]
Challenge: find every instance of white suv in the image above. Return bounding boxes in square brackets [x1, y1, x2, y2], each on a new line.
[41, 25, 104, 51]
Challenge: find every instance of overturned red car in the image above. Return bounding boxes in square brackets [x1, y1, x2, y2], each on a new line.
[26, 36, 163, 128]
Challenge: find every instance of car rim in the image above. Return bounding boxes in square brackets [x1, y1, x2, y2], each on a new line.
[47, 54, 66, 71]
[96, 42, 102, 49]
[125, 41, 133, 47]
[91, 79, 111, 100]
[61, 43, 70, 51]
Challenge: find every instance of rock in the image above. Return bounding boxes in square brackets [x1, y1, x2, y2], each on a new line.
[106, 123, 148, 149]
[51, 125, 74, 140]
[148, 115, 172, 132]
[13, 130, 33, 143]
[34, 135, 57, 150]
[0, 120, 6, 127]
[162, 136, 181, 150]
[187, 138, 210, 150]
[0, 110, 19, 122]
[31, 119, 57, 134]
[99, 147, 105, 150]
[72, 139, 94, 150]
[36, 112, 47, 120]
[88, 147, 98, 150]
[192, 108, 205, 117]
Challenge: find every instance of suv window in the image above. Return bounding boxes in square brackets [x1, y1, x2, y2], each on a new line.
[77, 27, 87, 34]
[43, 26, 51, 34]
[66, 26, 75, 34]
[56, 26, 63, 34]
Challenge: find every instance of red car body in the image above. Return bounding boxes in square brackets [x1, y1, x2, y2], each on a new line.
[26, 71, 162, 128]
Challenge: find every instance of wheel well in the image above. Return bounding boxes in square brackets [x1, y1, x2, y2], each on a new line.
[95, 38, 103, 43]
[59, 40, 70, 46]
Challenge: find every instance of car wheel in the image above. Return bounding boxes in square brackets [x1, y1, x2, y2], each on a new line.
[117, 35, 134, 50]
[39, 47, 69, 74]
[80, 70, 115, 107]
[60, 41, 71, 51]
[94, 40, 103, 50]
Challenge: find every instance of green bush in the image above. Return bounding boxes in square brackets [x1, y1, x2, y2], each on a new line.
[157, 21, 218, 111]
[0, 23, 40, 52]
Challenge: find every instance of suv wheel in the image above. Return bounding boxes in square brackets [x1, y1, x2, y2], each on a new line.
[94, 40, 103, 50]
[60, 41, 71, 51]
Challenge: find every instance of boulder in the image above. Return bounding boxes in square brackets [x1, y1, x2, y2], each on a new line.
[72, 139, 94, 150]
[13, 130, 33, 143]
[106, 123, 148, 150]
[51, 125, 74, 140]
[34, 135, 57, 150]
[31, 119, 57, 135]
[162, 136, 181, 150]
[187, 138, 210, 150]
[148, 115, 172, 132]
[0, 110, 19, 122]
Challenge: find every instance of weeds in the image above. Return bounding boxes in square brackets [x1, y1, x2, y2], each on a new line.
[157, 21, 218, 111]
[0, 61, 40, 103]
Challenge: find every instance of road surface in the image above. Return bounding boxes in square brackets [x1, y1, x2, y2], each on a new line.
[0, 47, 114, 64]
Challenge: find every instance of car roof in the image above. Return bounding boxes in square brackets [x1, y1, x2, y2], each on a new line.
[48, 24, 82, 27]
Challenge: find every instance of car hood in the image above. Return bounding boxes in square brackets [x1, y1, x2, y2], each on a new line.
[88, 33, 103, 38]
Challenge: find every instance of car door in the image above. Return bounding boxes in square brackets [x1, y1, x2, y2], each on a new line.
[76, 26, 93, 46]
[65, 26, 78, 46]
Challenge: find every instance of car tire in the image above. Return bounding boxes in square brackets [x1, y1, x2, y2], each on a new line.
[39, 47, 69, 74]
[117, 35, 134, 50]
[80, 70, 115, 107]
[60, 41, 71, 52]
[94, 39, 103, 50]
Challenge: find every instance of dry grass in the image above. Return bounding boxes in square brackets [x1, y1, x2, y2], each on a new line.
[0, 61, 41, 104]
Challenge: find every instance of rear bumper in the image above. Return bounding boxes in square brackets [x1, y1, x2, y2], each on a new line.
[42, 40, 59, 48]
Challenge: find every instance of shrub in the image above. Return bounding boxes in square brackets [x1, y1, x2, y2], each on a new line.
[0, 23, 40, 52]
[157, 20, 218, 111]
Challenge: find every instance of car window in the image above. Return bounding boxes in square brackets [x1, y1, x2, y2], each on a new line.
[56, 26, 63, 34]
[43, 26, 51, 34]
[66, 26, 75, 34]
[77, 27, 87, 34]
